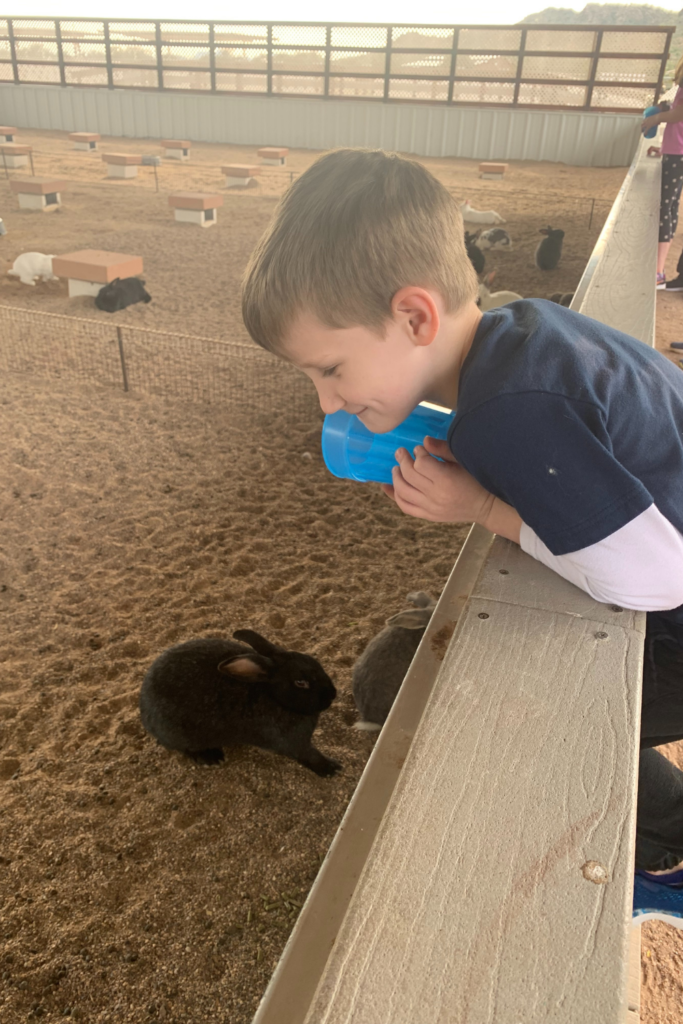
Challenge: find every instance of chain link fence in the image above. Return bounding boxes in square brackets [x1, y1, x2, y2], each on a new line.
[0, 304, 320, 424]
[0, 18, 675, 112]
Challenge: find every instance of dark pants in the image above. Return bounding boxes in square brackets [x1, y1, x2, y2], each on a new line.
[659, 154, 683, 243]
[636, 612, 683, 866]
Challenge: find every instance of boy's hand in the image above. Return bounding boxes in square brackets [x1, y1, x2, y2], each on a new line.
[381, 436, 495, 524]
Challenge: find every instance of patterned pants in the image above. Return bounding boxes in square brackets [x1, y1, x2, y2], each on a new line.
[659, 153, 683, 243]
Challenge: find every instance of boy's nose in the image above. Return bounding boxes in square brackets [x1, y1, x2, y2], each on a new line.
[316, 386, 346, 416]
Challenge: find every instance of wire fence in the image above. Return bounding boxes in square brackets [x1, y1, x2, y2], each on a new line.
[0, 304, 320, 424]
[0, 18, 676, 112]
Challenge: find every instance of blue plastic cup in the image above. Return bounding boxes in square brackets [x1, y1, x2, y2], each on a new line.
[643, 105, 661, 139]
[321, 403, 455, 485]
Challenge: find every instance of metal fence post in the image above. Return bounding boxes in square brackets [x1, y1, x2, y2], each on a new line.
[324, 24, 331, 99]
[155, 21, 164, 90]
[209, 21, 216, 92]
[383, 26, 392, 103]
[513, 28, 527, 106]
[585, 29, 603, 110]
[447, 27, 458, 105]
[104, 20, 114, 89]
[55, 19, 67, 87]
[7, 18, 19, 85]
[116, 326, 129, 392]
[267, 23, 273, 96]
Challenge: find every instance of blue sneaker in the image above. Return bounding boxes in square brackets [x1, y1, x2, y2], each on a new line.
[633, 868, 683, 927]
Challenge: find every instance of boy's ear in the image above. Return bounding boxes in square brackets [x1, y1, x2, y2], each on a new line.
[390, 286, 440, 347]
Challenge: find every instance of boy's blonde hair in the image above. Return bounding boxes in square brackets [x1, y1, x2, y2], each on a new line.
[241, 148, 478, 353]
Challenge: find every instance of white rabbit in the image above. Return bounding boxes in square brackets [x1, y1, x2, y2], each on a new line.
[477, 271, 522, 311]
[460, 200, 505, 225]
[8, 252, 57, 286]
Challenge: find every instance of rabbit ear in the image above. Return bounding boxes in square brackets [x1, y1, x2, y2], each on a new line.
[386, 608, 432, 629]
[232, 629, 285, 655]
[406, 591, 434, 608]
[218, 654, 272, 679]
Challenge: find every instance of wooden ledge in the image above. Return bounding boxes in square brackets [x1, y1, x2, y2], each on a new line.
[258, 147, 289, 159]
[162, 139, 190, 148]
[479, 161, 508, 174]
[9, 177, 67, 195]
[168, 192, 224, 210]
[0, 143, 32, 155]
[51, 249, 143, 284]
[0, 126, 17, 135]
[69, 132, 100, 142]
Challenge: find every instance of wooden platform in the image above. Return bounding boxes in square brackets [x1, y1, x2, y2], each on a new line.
[0, 125, 16, 141]
[479, 161, 509, 178]
[223, 163, 260, 186]
[162, 139, 190, 158]
[102, 152, 142, 177]
[52, 249, 144, 297]
[9, 176, 67, 210]
[69, 131, 100, 151]
[258, 146, 289, 165]
[0, 143, 31, 168]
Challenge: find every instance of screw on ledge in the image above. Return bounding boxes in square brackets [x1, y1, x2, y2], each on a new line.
[609, 605, 623, 612]
[498, 569, 509, 575]
[478, 612, 489, 620]
[595, 631, 609, 640]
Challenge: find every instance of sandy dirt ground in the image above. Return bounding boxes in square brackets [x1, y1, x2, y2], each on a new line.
[0, 129, 682, 1023]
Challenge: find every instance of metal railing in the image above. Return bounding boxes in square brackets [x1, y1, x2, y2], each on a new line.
[0, 18, 675, 112]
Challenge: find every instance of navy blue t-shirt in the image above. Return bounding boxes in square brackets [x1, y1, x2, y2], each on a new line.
[447, 299, 683, 620]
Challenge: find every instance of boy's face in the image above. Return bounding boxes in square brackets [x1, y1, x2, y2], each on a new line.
[283, 312, 434, 434]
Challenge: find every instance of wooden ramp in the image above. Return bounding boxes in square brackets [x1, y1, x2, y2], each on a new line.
[253, 134, 660, 1024]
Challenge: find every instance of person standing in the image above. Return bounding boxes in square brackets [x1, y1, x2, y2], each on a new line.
[642, 54, 683, 289]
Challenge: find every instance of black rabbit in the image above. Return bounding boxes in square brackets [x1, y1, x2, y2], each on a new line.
[139, 630, 341, 776]
[535, 226, 565, 271]
[464, 231, 485, 275]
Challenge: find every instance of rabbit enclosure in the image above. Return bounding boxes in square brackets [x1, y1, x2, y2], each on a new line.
[0, 129, 670, 1024]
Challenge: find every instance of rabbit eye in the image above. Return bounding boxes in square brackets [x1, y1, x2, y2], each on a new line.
[294, 680, 310, 689]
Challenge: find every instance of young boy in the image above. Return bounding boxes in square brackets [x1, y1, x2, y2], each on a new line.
[242, 148, 683, 870]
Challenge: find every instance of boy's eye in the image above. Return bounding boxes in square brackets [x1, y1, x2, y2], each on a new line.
[321, 365, 339, 378]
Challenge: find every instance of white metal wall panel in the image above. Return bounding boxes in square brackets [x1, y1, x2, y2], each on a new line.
[0, 84, 641, 166]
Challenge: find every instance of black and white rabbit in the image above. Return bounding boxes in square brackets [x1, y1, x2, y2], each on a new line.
[139, 630, 341, 776]
[535, 226, 565, 271]
[352, 592, 436, 731]
[464, 231, 485, 275]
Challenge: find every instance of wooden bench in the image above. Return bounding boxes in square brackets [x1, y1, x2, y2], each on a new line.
[9, 176, 67, 211]
[479, 160, 509, 179]
[251, 135, 659, 1024]
[0, 143, 32, 169]
[168, 191, 223, 227]
[0, 126, 16, 143]
[258, 146, 289, 166]
[102, 153, 142, 178]
[223, 163, 260, 187]
[52, 249, 144, 299]
[69, 131, 100, 152]
[162, 139, 191, 160]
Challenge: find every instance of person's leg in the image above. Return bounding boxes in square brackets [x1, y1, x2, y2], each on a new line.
[658, 241, 672, 276]
[658, 155, 676, 280]
[636, 613, 683, 868]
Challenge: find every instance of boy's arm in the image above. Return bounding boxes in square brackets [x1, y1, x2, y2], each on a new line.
[521, 505, 683, 611]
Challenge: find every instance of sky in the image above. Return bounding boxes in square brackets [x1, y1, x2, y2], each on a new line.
[11, 0, 678, 27]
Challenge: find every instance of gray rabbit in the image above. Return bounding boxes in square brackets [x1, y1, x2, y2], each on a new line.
[352, 592, 436, 731]
[139, 630, 341, 776]
[535, 226, 565, 271]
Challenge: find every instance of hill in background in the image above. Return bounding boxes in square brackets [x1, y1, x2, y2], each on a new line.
[519, 3, 682, 84]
